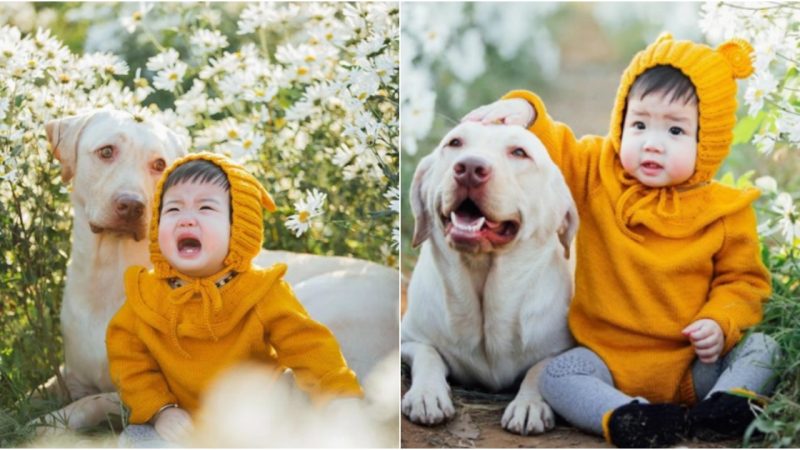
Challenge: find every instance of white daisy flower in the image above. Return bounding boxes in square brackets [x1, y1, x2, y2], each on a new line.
[285, 189, 327, 237]
[190, 29, 229, 56]
[152, 61, 187, 92]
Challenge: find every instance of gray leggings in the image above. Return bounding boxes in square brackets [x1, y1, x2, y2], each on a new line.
[539, 333, 781, 435]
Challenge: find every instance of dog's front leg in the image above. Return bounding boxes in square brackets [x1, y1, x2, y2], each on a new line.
[501, 357, 555, 435]
[401, 342, 454, 425]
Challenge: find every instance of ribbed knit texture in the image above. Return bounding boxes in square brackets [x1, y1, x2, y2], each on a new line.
[149, 151, 276, 278]
[501, 34, 770, 406]
[609, 33, 754, 186]
[107, 152, 362, 423]
[108, 265, 363, 423]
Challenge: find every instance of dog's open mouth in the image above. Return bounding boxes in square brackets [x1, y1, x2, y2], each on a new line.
[443, 198, 519, 249]
[178, 237, 202, 256]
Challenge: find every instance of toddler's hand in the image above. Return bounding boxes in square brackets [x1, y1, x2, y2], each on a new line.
[461, 99, 536, 127]
[153, 406, 193, 444]
[682, 319, 724, 364]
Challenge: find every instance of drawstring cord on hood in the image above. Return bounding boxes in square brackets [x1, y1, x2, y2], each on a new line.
[614, 171, 683, 242]
[166, 275, 225, 358]
[148, 151, 278, 358]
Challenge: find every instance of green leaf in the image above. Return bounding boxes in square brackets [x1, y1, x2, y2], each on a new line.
[719, 171, 736, 187]
[733, 111, 765, 145]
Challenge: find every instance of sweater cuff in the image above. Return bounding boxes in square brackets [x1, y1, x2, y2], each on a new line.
[127, 394, 179, 424]
[501, 90, 558, 154]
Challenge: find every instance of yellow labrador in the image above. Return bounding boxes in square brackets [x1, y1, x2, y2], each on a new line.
[402, 122, 576, 435]
[37, 109, 398, 431]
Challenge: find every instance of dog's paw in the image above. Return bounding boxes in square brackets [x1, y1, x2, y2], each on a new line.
[501, 397, 555, 435]
[401, 383, 455, 426]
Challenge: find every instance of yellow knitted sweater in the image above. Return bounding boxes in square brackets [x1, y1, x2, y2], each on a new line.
[106, 152, 361, 424]
[502, 81, 770, 404]
[107, 264, 362, 423]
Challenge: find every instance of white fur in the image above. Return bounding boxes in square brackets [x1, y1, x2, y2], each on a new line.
[34, 109, 398, 433]
[402, 122, 576, 435]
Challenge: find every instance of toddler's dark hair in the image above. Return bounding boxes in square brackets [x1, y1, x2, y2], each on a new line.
[629, 65, 698, 105]
[160, 159, 230, 214]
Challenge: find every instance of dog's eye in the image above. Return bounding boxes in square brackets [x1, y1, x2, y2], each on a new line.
[152, 159, 166, 172]
[510, 147, 528, 158]
[447, 138, 462, 148]
[97, 146, 114, 160]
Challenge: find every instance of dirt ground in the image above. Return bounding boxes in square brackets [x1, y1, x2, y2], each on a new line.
[400, 363, 740, 449]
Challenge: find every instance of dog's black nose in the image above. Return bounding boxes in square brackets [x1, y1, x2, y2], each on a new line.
[454, 156, 492, 188]
[114, 193, 145, 222]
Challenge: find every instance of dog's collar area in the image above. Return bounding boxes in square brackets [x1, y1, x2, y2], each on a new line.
[168, 272, 237, 289]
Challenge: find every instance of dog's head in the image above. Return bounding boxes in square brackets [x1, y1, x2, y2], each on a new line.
[411, 122, 577, 256]
[46, 110, 188, 241]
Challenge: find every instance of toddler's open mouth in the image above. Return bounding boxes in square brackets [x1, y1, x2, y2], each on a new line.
[178, 237, 202, 256]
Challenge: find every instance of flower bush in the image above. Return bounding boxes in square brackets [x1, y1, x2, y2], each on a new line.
[701, 3, 800, 446]
[0, 2, 397, 444]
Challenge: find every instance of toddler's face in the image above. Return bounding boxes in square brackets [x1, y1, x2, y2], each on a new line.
[158, 180, 231, 278]
[619, 92, 698, 187]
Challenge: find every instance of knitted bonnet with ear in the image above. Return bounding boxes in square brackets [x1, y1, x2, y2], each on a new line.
[149, 152, 277, 280]
[608, 32, 754, 186]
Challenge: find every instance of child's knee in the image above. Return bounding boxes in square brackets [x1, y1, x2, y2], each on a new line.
[740, 332, 781, 360]
[539, 347, 606, 397]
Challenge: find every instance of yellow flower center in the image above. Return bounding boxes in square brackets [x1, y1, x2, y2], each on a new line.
[168, 72, 178, 81]
[59, 74, 71, 83]
[243, 139, 253, 149]
[298, 211, 310, 223]
[305, 55, 316, 62]
[297, 67, 309, 76]
[227, 129, 239, 139]
[132, 11, 142, 20]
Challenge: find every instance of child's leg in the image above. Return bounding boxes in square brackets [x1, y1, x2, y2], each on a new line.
[541, 347, 688, 448]
[691, 332, 780, 399]
[689, 332, 781, 441]
[539, 346, 636, 435]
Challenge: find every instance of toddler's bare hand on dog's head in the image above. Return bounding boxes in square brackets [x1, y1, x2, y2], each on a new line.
[682, 319, 724, 364]
[461, 99, 536, 128]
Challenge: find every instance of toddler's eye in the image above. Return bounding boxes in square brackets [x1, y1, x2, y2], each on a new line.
[164, 207, 178, 213]
[200, 206, 215, 211]
[669, 126, 685, 136]
[632, 121, 645, 130]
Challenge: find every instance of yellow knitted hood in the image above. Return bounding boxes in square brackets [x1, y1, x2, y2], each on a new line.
[136, 152, 278, 355]
[609, 32, 753, 185]
[602, 33, 760, 241]
[149, 151, 276, 280]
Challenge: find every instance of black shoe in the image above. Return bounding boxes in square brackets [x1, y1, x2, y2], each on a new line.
[606, 401, 688, 448]
[688, 391, 761, 441]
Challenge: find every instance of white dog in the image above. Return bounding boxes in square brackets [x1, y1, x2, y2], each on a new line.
[402, 122, 576, 435]
[37, 109, 398, 432]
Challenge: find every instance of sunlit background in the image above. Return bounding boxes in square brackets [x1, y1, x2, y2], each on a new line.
[400, 3, 800, 446]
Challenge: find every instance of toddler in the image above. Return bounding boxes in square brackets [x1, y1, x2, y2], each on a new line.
[465, 34, 779, 447]
[106, 152, 362, 444]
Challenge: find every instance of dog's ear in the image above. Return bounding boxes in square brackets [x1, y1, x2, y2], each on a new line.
[411, 154, 435, 248]
[557, 192, 579, 260]
[45, 112, 96, 183]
